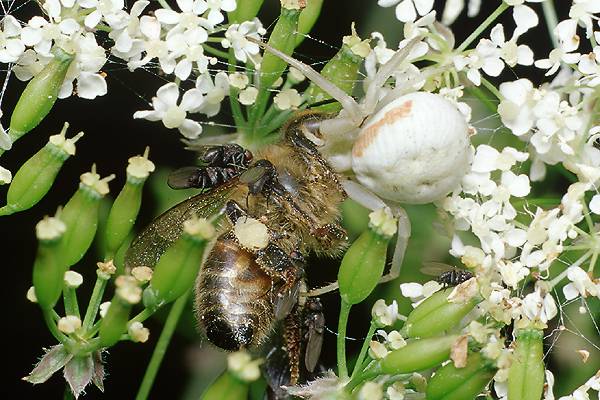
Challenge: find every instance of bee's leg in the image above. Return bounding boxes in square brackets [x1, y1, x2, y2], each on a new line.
[283, 305, 302, 385]
[255, 243, 305, 320]
[311, 223, 348, 257]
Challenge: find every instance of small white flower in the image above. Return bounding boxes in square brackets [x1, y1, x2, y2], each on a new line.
[229, 72, 248, 89]
[64, 271, 83, 288]
[0, 15, 25, 63]
[238, 86, 258, 105]
[131, 266, 153, 283]
[497, 79, 536, 136]
[194, 71, 229, 116]
[128, 321, 150, 342]
[99, 301, 111, 318]
[274, 88, 302, 110]
[0, 165, 12, 185]
[221, 18, 265, 64]
[368, 340, 389, 359]
[371, 299, 399, 326]
[521, 289, 558, 323]
[202, 0, 236, 26]
[569, 0, 600, 39]
[26, 287, 38, 303]
[590, 194, 600, 214]
[227, 351, 263, 382]
[134, 82, 204, 139]
[358, 381, 383, 400]
[378, 0, 434, 23]
[563, 266, 599, 300]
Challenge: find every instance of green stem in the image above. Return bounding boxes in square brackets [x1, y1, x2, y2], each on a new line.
[588, 250, 598, 273]
[202, 44, 230, 59]
[480, 76, 503, 101]
[135, 291, 190, 400]
[350, 322, 377, 380]
[43, 309, 68, 342]
[130, 308, 155, 325]
[82, 274, 108, 334]
[63, 287, 80, 318]
[345, 362, 382, 393]
[457, 2, 509, 52]
[227, 48, 246, 135]
[541, 0, 559, 48]
[337, 300, 352, 380]
[548, 251, 591, 289]
[155, 0, 171, 9]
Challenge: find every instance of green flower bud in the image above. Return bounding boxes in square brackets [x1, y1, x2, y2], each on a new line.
[104, 148, 155, 257]
[32, 215, 67, 309]
[338, 208, 396, 305]
[99, 276, 141, 347]
[306, 25, 369, 112]
[380, 335, 458, 374]
[426, 352, 496, 400]
[148, 217, 215, 304]
[257, 2, 302, 93]
[401, 285, 480, 338]
[508, 329, 545, 400]
[9, 48, 74, 144]
[201, 371, 249, 400]
[228, 0, 265, 23]
[60, 166, 115, 267]
[0, 123, 83, 216]
[296, 0, 324, 46]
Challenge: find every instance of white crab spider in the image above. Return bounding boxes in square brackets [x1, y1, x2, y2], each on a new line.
[253, 37, 472, 296]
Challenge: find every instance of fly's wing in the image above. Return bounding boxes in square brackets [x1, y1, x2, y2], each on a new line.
[420, 261, 455, 277]
[304, 300, 325, 373]
[124, 180, 239, 270]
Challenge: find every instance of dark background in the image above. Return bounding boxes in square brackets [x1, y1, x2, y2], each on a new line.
[1, 1, 580, 399]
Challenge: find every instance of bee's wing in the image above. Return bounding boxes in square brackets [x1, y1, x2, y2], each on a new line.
[124, 180, 239, 270]
[420, 261, 455, 276]
[274, 280, 301, 320]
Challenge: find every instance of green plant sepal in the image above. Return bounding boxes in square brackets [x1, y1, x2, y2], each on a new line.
[426, 352, 496, 400]
[507, 329, 545, 400]
[9, 48, 74, 142]
[380, 335, 458, 374]
[401, 288, 480, 338]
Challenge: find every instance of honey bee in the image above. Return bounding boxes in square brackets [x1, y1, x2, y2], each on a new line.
[420, 261, 474, 287]
[124, 112, 348, 391]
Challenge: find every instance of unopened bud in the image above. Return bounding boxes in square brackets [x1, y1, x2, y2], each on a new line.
[64, 270, 83, 288]
[131, 266, 153, 283]
[128, 321, 150, 343]
[0, 123, 83, 216]
[58, 315, 81, 334]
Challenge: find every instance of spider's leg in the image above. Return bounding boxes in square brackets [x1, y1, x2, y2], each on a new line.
[342, 180, 411, 284]
[363, 36, 423, 113]
[247, 37, 363, 125]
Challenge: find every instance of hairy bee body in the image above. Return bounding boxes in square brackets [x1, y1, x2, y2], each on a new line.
[197, 233, 275, 351]
[192, 113, 347, 352]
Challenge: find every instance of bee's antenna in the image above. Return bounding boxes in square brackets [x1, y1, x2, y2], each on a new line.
[247, 36, 362, 123]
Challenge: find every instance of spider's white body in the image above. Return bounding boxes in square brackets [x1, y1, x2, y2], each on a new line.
[351, 92, 471, 204]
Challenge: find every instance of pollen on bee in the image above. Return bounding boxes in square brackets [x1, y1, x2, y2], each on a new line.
[234, 217, 269, 250]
